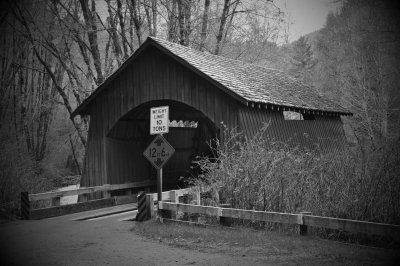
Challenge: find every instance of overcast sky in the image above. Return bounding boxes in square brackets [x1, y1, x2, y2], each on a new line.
[274, 0, 342, 42]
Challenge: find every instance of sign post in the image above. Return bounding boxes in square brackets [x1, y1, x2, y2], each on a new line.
[157, 168, 162, 202]
[144, 106, 174, 203]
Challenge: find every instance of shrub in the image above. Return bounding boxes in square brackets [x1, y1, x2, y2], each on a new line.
[0, 136, 54, 218]
[189, 125, 400, 225]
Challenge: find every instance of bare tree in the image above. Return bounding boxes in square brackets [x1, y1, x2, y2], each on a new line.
[78, 0, 104, 85]
[10, 1, 87, 147]
[130, 0, 144, 45]
[199, 0, 210, 51]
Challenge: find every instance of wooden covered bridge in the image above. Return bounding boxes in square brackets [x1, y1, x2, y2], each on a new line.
[71, 37, 351, 190]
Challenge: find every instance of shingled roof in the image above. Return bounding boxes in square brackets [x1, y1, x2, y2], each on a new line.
[72, 37, 351, 117]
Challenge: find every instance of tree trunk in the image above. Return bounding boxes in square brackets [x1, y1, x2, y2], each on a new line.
[116, 0, 130, 58]
[106, 0, 122, 66]
[152, 0, 157, 36]
[69, 134, 82, 175]
[13, 4, 88, 147]
[214, 0, 230, 55]
[130, 0, 143, 45]
[78, 0, 104, 84]
[167, 0, 177, 42]
[183, 0, 191, 45]
[177, 0, 191, 46]
[199, 0, 210, 51]
[144, 0, 153, 36]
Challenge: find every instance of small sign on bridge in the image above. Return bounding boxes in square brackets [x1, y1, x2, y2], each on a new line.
[143, 134, 175, 170]
[150, 106, 169, 135]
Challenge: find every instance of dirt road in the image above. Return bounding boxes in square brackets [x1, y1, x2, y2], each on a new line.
[0, 206, 397, 265]
[0, 207, 267, 266]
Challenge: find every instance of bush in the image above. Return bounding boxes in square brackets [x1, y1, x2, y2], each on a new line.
[189, 125, 400, 225]
[0, 136, 54, 218]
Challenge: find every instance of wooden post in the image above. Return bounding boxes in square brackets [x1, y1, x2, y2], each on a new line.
[103, 191, 111, 199]
[188, 189, 201, 222]
[193, 189, 201, 205]
[136, 191, 147, 222]
[299, 211, 312, 236]
[80, 194, 88, 203]
[169, 190, 178, 219]
[20, 192, 30, 220]
[219, 203, 232, 226]
[146, 193, 154, 220]
[51, 197, 61, 207]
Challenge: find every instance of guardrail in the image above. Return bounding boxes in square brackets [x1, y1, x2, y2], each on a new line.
[158, 201, 400, 240]
[138, 187, 200, 221]
[21, 180, 157, 220]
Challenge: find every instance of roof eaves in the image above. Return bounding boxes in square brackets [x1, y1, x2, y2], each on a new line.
[248, 100, 353, 116]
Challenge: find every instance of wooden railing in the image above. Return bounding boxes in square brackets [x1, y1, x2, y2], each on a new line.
[158, 201, 400, 240]
[29, 180, 155, 202]
[139, 187, 200, 221]
[21, 180, 157, 220]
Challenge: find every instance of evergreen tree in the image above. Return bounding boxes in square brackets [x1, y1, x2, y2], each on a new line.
[290, 36, 315, 83]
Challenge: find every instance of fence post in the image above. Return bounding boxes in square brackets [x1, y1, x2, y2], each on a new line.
[298, 211, 312, 236]
[193, 188, 201, 205]
[51, 197, 61, 207]
[145, 193, 154, 220]
[103, 191, 111, 199]
[20, 192, 30, 220]
[80, 194, 88, 202]
[219, 204, 232, 226]
[169, 190, 178, 219]
[136, 191, 147, 222]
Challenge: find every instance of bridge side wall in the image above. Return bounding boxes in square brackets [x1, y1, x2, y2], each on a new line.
[81, 46, 239, 187]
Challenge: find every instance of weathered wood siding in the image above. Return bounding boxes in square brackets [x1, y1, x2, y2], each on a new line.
[81, 44, 347, 188]
[82, 46, 239, 187]
[238, 106, 346, 152]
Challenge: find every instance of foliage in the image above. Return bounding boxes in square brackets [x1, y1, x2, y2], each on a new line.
[190, 125, 400, 225]
[0, 132, 55, 217]
[313, 0, 400, 152]
[0, 0, 288, 216]
[289, 36, 315, 83]
[0, 0, 288, 187]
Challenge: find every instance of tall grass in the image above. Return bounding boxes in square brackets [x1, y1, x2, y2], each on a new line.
[189, 125, 400, 225]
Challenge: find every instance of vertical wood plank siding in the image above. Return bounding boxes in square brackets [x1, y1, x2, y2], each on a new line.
[82, 44, 347, 187]
[238, 106, 346, 152]
[83, 46, 239, 186]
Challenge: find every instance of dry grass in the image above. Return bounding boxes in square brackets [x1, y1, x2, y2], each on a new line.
[187, 125, 400, 225]
[133, 220, 399, 265]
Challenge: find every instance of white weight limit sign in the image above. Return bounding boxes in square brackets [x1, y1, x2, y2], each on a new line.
[150, 106, 169, 135]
